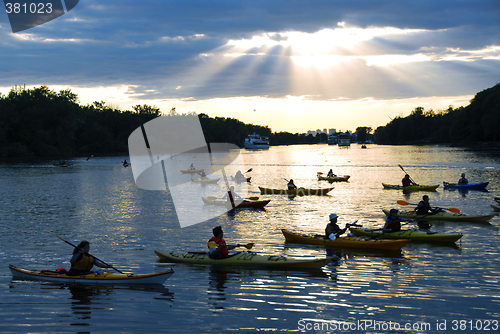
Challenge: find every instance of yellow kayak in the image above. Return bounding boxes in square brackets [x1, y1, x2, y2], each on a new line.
[258, 186, 334, 195]
[281, 229, 409, 251]
[155, 250, 334, 269]
[382, 209, 496, 223]
[9, 265, 174, 285]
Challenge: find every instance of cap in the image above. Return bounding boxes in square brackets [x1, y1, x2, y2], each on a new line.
[389, 209, 398, 214]
[329, 213, 338, 220]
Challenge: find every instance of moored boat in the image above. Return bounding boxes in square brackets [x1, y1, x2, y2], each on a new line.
[382, 209, 496, 223]
[382, 183, 439, 191]
[155, 250, 334, 269]
[349, 227, 463, 243]
[443, 182, 488, 190]
[258, 186, 334, 196]
[202, 197, 270, 208]
[9, 265, 174, 285]
[244, 133, 270, 149]
[317, 174, 350, 182]
[281, 229, 409, 251]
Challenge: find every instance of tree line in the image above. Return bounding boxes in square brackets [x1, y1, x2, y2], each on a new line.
[0, 83, 498, 159]
[374, 83, 500, 145]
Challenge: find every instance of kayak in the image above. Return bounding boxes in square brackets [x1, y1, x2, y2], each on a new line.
[349, 227, 463, 243]
[191, 178, 219, 184]
[201, 197, 270, 208]
[155, 250, 334, 269]
[231, 176, 251, 182]
[491, 204, 500, 212]
[443, 182, 488, 190]
[180, 169, 204, 174]
[281, 229, 409, 251]
[382, 209, 496, 223]
[317, 175, 350, 182]
[258, 186, 334, 196]
[9, 265, 174, 285]
[382, 183, 440, 191]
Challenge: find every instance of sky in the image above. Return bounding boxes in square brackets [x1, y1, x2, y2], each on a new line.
[1, 0, 499, 133]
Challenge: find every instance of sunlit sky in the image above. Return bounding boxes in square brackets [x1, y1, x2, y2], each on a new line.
[1, 1, 499, 133]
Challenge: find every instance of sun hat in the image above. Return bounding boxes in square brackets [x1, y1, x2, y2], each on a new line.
[329, 213, 338, 220]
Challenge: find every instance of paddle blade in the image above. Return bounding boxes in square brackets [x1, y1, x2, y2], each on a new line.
[244, 243, 254, 249]
[246, 168, 253, 173]
[317, 172, 323, 174]
[247, 197, 260, 201]
[448, 208, 460, 213]
[397, 200, 410, 206]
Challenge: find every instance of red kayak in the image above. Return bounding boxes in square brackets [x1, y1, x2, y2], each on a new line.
[202, 197, 270, 208]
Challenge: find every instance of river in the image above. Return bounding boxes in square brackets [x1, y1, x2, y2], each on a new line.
[0, 144, 499, 333]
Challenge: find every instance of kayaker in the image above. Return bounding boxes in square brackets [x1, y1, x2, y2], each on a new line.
[325, 213, 348, 240]
[208, 226, 238, 259]
[200, 171, 208, 179]
[383, 209, 403, 232]
[67, 241, 113, 276]
[235, 170, 244, 179]
[224, 186, 243, 202]
[189, 163, 195, 170]
[327, 169, 336, 177]
[414, 195, 438, 229]
[287, 179, 297, 190]
[402, 174, 416, 187]
[458, 173, 468, 185]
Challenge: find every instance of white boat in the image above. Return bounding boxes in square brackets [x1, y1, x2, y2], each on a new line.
[244, 133, 270, 149]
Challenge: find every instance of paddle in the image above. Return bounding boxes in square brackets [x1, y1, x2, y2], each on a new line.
[246, 168, 253, 173]
[236, 243, 254, 249]
[46, 231, 123, 274]
[399, 164, 418, 185]
[396, 200, 460, 213]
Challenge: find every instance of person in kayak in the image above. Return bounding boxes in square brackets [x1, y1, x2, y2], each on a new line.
[208, 226, 239, 258]
[189, 163, 195, 170]
[67, 241, 113, 276]
[327, 169, 336, 177]
[414, 195, 439, 229]
[224, 186, 243, 206]
[458, 173, 468, 185]
[287, 179, 297, 190]
[402, 174, 416, 187]
[325, 213, 348, 240]
[383, 209, 403, 232]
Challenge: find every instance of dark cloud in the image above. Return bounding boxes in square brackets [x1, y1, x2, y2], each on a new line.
[0, 0, 498, 101]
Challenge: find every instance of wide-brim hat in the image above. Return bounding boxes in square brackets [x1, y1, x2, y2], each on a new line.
[329, 213, 338, 220]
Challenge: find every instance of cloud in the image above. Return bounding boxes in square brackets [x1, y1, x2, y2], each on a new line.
[0, 0, 498, 112]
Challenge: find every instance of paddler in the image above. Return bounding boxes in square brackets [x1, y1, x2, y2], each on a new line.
[325, 213, 348, 240]
[287, 179, 297, 190]
[458, 173, 468, 185]
[383, 209, 403, 232]
[207, 226, 239, 259]
[414, 195, 438, 229]
[327, 169, 336, 177]
[402, 174, 416, 187]
[67, 241, 113, 276]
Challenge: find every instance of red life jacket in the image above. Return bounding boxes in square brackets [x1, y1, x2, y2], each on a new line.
[385, 217, 401, 232]
[208, 237, 228, 257]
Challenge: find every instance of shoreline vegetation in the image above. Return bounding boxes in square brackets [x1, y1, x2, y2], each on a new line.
[0, 83, 498, 161]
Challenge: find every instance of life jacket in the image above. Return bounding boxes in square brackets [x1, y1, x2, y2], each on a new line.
[207, 237, 228, 257]
[71, 253, 94, 272]
[385, 217, 401, 232]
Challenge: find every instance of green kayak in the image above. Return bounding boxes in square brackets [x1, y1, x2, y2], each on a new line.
[382, 209, 496, 223]
[382, 183, 439, 191]
[155, 250, 334, 269]
[349, 227, 463, 243]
